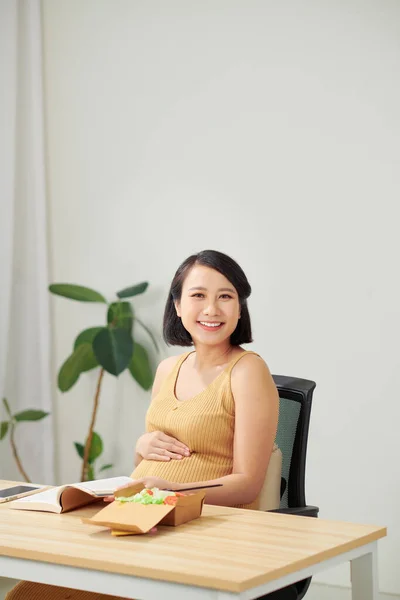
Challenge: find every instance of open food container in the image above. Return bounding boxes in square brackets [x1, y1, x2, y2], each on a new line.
[82, 482, 206, 535]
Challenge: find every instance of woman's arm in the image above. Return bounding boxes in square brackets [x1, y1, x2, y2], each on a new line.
[139, 355, 279, 506]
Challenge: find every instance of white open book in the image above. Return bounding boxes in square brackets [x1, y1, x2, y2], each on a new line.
[8, 476, 133, 514]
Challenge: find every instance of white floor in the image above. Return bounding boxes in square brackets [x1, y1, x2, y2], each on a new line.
[0, 580, 398, 600]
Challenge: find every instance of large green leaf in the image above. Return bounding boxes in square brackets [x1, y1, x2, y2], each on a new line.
[92, 327, 133, 376]
[2, 398, 12, 418]
[107, 302, 133, 331]
[0, 421, 9, 441]
[73, 327, 103, 371]
[74, 432, 103, 464]
[116, 282, 149, 299]
[79, 348, 98, 372]
[58, 344, 94, 392]
[129, 343, 153, 390]
[49, 284, 106, 303]
[74, 327, 104, 349]
[14, 410, 49, 422]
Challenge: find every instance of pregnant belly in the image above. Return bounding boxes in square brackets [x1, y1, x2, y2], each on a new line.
[131, 453, 233, 483]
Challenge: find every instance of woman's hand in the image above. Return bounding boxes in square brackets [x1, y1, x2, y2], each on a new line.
[136, 431, 190, 461]
[134, 476, 181, 491]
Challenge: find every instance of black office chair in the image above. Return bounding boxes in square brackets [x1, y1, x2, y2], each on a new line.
[264, 375, 319, 600]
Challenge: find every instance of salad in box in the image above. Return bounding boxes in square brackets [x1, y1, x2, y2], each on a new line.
[82, 482, 206, 535]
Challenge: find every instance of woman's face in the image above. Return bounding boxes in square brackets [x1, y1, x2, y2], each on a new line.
[175, 265, 241, 347]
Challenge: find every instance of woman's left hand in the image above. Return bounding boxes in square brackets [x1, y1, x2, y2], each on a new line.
[103, 476, 179, 503]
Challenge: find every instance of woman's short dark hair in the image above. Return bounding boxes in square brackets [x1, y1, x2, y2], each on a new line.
[163, 250, 253, 346]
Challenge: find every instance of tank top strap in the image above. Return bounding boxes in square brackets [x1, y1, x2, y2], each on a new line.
[224, 350, 260, 375]
[164, 351, 194, 390]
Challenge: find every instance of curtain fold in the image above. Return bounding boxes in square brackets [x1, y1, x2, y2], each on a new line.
[0, 0, 55, 485]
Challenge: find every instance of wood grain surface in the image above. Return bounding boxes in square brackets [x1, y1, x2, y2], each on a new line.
[0, 480, 386, 593]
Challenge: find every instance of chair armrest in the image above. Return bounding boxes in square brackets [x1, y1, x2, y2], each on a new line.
[269, 505, 319, 518]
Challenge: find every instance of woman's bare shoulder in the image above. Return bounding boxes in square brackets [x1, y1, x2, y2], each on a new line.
[151, 353, 187, 397]
[234, 352, 270, 373]
[156, 353, 184, 375]
[230, 353, 278, 412]
[231, 352, 276, 390]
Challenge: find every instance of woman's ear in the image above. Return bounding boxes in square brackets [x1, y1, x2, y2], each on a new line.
[174, 300, 181, 318]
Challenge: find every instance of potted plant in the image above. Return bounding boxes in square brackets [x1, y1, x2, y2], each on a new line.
[49, 282, 157, 481]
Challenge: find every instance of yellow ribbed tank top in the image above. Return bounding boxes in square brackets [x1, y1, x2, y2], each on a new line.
[131, 350, 260, 510]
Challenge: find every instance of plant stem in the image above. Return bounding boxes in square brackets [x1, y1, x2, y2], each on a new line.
[135, 318, 159, 352]
[10, 424, 31, 483]
[81, 368, 105, 482]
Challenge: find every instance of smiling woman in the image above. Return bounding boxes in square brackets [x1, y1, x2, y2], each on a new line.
[130, 250, 279, 509]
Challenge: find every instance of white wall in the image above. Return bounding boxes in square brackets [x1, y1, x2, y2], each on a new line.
[41, 0, 400, 594]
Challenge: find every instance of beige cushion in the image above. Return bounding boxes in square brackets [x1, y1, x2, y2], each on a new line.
[258, 444, 282, 511]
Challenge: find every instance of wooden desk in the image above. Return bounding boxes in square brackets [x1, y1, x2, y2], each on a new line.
[0, 480, 386, 600]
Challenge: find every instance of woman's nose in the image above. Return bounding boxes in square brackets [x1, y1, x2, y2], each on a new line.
[203, 300, 219, 315]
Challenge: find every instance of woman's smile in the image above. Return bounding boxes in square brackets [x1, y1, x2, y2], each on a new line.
[197, 320, 224, 332]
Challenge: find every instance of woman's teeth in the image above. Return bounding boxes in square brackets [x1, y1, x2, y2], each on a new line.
[199, 322, 222, 327]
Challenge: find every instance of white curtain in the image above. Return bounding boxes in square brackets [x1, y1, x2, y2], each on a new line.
[0, 0, 55, 485]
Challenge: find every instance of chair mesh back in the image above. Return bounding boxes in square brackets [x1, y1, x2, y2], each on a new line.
[276, 396, 301, 508]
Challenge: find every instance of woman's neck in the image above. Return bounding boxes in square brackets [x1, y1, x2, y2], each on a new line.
[190, 343, 238, 371]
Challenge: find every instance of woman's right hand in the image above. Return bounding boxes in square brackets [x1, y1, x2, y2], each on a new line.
[136, 431, 190, 461]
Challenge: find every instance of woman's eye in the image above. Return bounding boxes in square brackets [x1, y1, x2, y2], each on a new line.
[190, 293, 232, 299]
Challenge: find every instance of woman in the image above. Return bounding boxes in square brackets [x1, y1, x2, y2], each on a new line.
[130, 249, 279, 508]
[8, 249, 279, 600]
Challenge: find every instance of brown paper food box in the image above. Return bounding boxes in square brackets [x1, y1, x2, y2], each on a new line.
[82, 482, 206, 536]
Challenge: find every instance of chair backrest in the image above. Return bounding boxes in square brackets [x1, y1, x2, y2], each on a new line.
[273, 375, 316, 509]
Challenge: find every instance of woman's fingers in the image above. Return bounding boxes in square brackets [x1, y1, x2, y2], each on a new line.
[148, 453, 171, 461]
[159, 433, 190, 454]
[148, 447, 186, 461]
[165, 450, 185, 459]
[157, 446, 190, 459]
[158, 439, 190, 456]
[160, 448, 185, 459]
[169, 443, 190, 456]
[141, 431, 191, 461]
